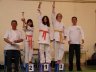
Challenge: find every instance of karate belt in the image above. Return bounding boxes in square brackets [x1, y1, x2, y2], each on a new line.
[54, 30, 64, 43]
[39, 30, 49, 40]
[26, 35, 33, 49]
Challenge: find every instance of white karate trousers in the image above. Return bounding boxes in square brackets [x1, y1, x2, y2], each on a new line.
[39, 43, 52, 63]
[53, 41, 64, 61]
[24, 40, 33, 63]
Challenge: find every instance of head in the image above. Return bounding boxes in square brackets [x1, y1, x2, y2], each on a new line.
[72, 16, 77, 26]
[11, 20, 17, 30]
[27, 19, 34, 27]
[42, 16, 50, 27]
[56, 13, 63, 22]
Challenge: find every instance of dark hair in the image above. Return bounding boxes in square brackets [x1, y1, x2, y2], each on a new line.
[42, 16, 50, 27]
[72, 16, 77, 20]
[56, 13, 62, 19]
[11, 20, 17, 25]
[27, 19, 34, 27]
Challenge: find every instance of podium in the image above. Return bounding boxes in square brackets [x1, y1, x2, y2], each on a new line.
[39, 63, 51, 72]
[44, 64, 49, 71]
[59, 63, 65, 72]
[29, 64, 34, 72]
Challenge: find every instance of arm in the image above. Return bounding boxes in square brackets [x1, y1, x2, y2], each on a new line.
[4, 38, 13, 45]
[67, 28, 70, 44]
[14, 31, 23, 43]
[14, 39, 23, 43]
[4, 31, 14, 45]
[21, 18, 27, 28]
[37, 2, 43, 26]
[21, 12, 27, 30]
[63, 26, 67, 40]
[49, 28, 54, 42]
[51, 1, 56, 27]
[37, 2, 42, 15]
[80, 27, 84, 44]
[52, 1, 55, 14]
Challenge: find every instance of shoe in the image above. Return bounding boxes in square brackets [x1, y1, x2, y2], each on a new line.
[25, 63, 29, 72]
[39, 63, 43, 72]
[69, 69, 73, 71]
[54, 63, 59, 72]
[77, 68, 82, 71]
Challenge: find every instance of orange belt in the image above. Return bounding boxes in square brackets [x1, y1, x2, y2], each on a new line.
[26, 35, 32, 49]
[39, 30, 49, 40]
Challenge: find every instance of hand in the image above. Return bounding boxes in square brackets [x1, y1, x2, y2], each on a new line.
[37, 2, 42, 14]
[64, 36, 67, 40]
[9, 42, 13, 45]
[21, 18, 26, 22]
[82, 39, 84, 44]
[37, 8, 40, 13]
[14, 40, 18, 43]
[14, 39, 23, 43]
[10, 42, 15, 45]
[68, 41, 70, 45]
[38, 2, 42, 9]
[50, 40, 54, 42]
[52, 1, 55, 9]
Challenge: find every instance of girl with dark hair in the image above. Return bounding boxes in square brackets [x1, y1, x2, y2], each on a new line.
[21, 12, 34, 72]
[37, 2, 53, 72]
[42, 16, 50, 27]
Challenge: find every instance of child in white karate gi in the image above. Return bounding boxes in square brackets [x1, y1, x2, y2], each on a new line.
[21, 13, 34, 72]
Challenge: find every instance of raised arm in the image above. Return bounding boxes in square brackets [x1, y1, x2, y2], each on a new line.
[37, 2, 42, 15]
[37, 2, 43, 25]
[21, 12, 27, 29]
[52, 1, 55, 14]
[51, 1, 56, 26]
